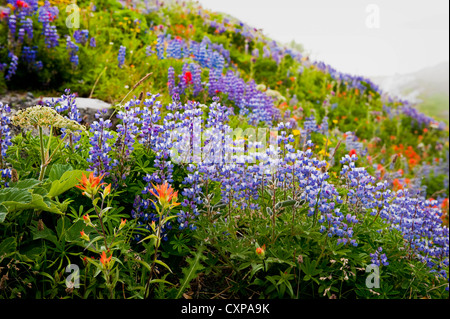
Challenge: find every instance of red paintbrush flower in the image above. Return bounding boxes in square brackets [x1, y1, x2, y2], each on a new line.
[183, 71, 192, 84]
[75, 172, 106, 198]
[150, 182, 181, 210]
[100, 251, 112, 269]
[16, 0, 28, 8]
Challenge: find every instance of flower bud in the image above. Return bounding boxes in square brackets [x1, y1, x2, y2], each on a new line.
[80, 230, 90, 241]
[119, 218, 126, 230]
[256, 244, 266, 258]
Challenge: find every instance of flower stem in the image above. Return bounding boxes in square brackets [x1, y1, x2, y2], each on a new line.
[38, 127, 46, 181]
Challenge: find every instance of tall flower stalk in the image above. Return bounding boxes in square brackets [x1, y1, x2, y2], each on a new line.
[141, 182, 180, 299]
[11, 106, 85, 181]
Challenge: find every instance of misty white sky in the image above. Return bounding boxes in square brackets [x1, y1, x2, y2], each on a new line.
[195, 0, 449, 78]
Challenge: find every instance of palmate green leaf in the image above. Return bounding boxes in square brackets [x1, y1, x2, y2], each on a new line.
[10, 193, 63, 215]
[0, 187, 33, 222]
[47, 170, 88, 199]
[48, 163, 74, 182]
[9, 178, 41, 190]
[0, 187, 33, 205]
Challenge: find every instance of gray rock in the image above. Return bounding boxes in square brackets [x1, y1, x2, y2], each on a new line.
[40, 97, 114, 126]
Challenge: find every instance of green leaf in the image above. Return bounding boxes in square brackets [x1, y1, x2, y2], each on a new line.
[154, 259, 172, 273]
[175, 245, 206, 299]
[275, 200, 297, 209]
[65, 220, 87, 242]
[0, 187, 33, 205]
[149, 279, 173, 286]
[56, 216, 71, 239]
[0, 188, 33, 222]
[11, 194, 63, 215]
[31, 220, 58, 245]
[0, 237, 17, 257]
[0, 205, 7, 223]
[138, 234, 158, 244]
[47, 170, 87, 199]
[21, 245, 45, 260]
[9, 179, 41, 190]
[48, 164, 74, 182]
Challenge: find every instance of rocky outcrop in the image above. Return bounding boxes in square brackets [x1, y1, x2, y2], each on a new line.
[0, 91, 113, 126]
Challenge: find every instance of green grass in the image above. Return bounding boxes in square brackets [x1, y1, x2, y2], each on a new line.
[417, 93, 449, 124]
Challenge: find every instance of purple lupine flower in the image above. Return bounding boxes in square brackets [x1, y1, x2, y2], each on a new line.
[22, 46, 37, 64]
[66, 36, 79, 68]
[145, 45, 154, 56]
[167, 66, 176, 96]
[156, 34, 165, 59]
[89, 37, 96, 48]
[115, 100, 142, 180]
[8, 15, 16, 37]
[118, 45, 126, 68]
[20, 16, 33, 41]
[44, 25, 59, 48]
[87, 109, 115, 177]
[166, 37, 182, 59]
[34, 60, 43, 70]
[73, 29, 89, 45]
[192, 63, 203, 97]
[0, 102, 12, 187]
[370, 247, 389, 266]
[5, 53, 19, 81]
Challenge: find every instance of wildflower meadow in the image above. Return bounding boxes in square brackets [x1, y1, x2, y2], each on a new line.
[0, 0, 448, 302]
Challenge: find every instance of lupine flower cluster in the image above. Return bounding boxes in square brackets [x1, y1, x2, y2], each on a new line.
[22, 45, 37, 64]
[5, 52, 19, 81]
[386, 194, 449, 282]
[344, 131, 365, 156]
[303, 115, 319, 140]
[89, 37, 96, 48]
[118, 46, 126, 68]
[123, 93, 360, 242]
[155, 34, 229, 74]
[167, 63, 204, 97]
[73, 29, 89, 45]
[166, 36, 184, 59]
[145, 45, 154, 57]
[370, 247, 389, 266]
[46, 89, 83, 147]
[400, 103, 446, 131]
[87, 109, 115, 177]
[0, 102, 12, 187]
[156, 34, 165, 60]
[66, 36, 79, 68]
[18, 13, 33, 43]
[0, 1, 82, 79]
[115, 99, 143, 181]
[188, 69, 280, 126]
[339, 152, 448, 285]
[38, 1, 59, 48]
[8, 14, 17, 37]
